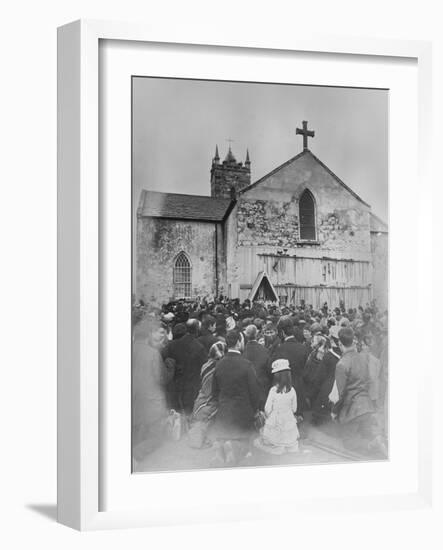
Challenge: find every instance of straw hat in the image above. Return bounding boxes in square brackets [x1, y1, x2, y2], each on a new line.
[271, 359, 290, 374]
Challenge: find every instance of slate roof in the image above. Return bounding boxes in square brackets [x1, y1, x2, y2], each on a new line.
[240, 149, 371, 208]
[370, 212, 388, 233]
[137, 189, 233, 222]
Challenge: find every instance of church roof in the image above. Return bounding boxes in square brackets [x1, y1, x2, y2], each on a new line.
[239, 149, 371, 208]
[137, 189, 233, 222]
[370, 212, 388, 233]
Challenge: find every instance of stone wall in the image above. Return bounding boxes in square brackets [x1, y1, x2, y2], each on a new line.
[237, 198, 369, 251]
[370, 231, 388, 310]
[236, 151, 371, 257]
[237, 198, 299, 247]
[211, 163, 251, 199]
[224, 203, 240, 298]
[317, 208, 369, 251]
[224, 150, 373, 301]
[136, 217, 218, 305]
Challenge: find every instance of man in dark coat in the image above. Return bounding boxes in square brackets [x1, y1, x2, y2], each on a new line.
[211, 330, 262, 465]
[196, 314, 218, 353]
[271, 318, 309, 417]
[242, 324, 271, 406]
[331, 327, 386, 456]
[164, 318, 207, 415]
[262, 321, 281, 357]
[311, 332, 341, 425]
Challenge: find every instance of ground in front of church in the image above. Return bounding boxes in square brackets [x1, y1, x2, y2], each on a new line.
[134, 414, 386, 473]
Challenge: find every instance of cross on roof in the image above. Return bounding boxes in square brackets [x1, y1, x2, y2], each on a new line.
[296, 120, 315, 150]
[226, 137, 235, 148]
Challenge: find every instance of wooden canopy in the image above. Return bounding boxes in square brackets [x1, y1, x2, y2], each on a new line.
[248, 271, 279, 302]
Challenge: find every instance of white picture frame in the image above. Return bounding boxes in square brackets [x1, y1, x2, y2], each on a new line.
[57, 19, 433, 531]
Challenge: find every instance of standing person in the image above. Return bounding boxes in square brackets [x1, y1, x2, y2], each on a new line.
[378, 328, 389, 438]
[254, 359, 300, 455]
[303, 336, 327, 410]
[188, 341, 227, 449]
[272, 318, 309, 419]
[303, 325, 313, 353]
[311, 330, 341, 425]
[197, 314, 218, 353]
[330, 327, 387, 456]
[261, 322, 280, 356]
[359, 334, 382, 407]
[243, 324, 271, 405]
[164, 318, 207, 416]
[211, 330, 262, 466]
[132, 318, 172, 464]
[215, 314, 227, 343]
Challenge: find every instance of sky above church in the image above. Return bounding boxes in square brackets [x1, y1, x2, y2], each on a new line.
[133, 77, 388, 222]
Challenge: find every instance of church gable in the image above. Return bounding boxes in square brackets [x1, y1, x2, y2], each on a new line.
[235, 150, 371, 254]
[240, 149, 369, 208]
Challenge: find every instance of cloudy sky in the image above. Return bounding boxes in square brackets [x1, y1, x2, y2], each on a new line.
[133, 77, 388, 222]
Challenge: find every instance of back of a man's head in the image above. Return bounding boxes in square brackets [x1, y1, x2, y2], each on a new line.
[172, 322, 187, 340]
[293, 327, 305, 343]
[186, 318, 201, 336]
[244, 324, 258, 342]
[338, 327, 354, 348]
[201, 314, 216, 330]
[278, 316, 293, 337]
[226, 329, 241, 349]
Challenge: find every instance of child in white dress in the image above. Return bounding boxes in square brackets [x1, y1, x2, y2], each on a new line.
[254, 359, 300, 455]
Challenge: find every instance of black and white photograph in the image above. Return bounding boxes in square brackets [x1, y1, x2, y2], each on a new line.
[2, 0, 440, 540]
[131, 76, 389, 473]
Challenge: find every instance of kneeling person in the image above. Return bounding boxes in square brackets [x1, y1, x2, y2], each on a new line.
[254, 359, 300, 455]
[211, 330, 261, 466]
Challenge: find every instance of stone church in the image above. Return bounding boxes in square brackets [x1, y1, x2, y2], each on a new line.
[136, 122, 388, 310]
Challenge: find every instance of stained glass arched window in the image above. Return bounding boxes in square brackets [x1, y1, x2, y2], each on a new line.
[299, 189, 316, 240]
[173, 252, 192, 298]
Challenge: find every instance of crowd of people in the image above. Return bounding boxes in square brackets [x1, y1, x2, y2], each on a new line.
[132, 296, 388, 467]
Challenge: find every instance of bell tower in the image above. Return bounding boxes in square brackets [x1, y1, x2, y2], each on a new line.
[210, 144, 251, 199]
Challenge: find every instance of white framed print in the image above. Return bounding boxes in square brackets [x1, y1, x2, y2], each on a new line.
[57, 19, 433, 531]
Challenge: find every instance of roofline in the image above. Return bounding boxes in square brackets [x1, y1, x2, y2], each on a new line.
[136, 189, 147, 217]
[139, 188, 226, 200]
[222, 199, 237, 221]
[307, 151, 371, 207]
[136, 188, 235, 222]
[240, 149, 371, 208]
[239, 150, 306, 195]
[370, 212, 389, 232]
[139, 215, 224, 223]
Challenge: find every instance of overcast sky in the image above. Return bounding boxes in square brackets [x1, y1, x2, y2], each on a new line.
[133, 77, 388, 222]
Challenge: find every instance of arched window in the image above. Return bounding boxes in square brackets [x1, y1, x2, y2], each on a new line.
[299, 189, 316, 240]
[173, 252, 192, 298]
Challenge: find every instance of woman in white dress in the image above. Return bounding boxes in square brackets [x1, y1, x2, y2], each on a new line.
[254, 359, 300, 455]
